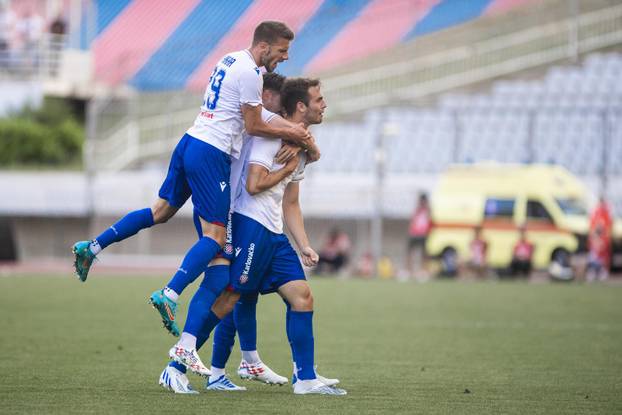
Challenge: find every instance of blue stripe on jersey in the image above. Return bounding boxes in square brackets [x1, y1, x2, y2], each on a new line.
[129, 0, 253, 91]
[276, 0, 371, 76]
[404, 0, 494, 40]
[96, 0, 133, 35]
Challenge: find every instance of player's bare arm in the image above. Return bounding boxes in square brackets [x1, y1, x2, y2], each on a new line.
[282, 181, 318, 267]
[242, 104, 311, 146]
[246, 154, 300, 196]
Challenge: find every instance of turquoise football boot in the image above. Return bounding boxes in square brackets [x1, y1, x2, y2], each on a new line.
[72, 241, 97, 282]
[149, 289, 180, 337]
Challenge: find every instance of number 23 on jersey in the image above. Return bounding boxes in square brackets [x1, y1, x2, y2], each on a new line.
[205, 68, 226, 110]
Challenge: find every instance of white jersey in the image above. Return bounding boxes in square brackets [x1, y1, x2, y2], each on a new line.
[234, 135, 306, 234]
[229, 108, 278, 209]
[187, 50, 262, 159]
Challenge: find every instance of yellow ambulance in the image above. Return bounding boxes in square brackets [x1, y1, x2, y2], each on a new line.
[426, 163, 614, 278]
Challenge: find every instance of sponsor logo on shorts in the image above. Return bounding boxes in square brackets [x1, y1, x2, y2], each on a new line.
[220, 181, 227, 192]
[225, 211, 232, 243]
[235, 247, 242, 257]
[242, 243, 255, 275]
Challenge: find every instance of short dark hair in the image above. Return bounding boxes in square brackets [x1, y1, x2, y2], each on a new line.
[263, 72, 286, 93]
[281, 78, 320, 116]
[253, 21, 294, 45]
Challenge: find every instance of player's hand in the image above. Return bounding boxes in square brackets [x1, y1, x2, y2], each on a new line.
[276, 143, 301, 164]
[301, 246, 319, 267]
[288, 123, 311, 147]
[284, 152, 301, 173]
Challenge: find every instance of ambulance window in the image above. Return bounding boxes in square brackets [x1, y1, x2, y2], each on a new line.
[527, 200, 553, 222]
[484, 198, 515, 218]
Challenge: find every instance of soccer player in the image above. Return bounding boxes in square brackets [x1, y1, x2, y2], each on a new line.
[71, 21, 310, 338]
[159, 72, 300, 393]
[169, 78, 346, 395]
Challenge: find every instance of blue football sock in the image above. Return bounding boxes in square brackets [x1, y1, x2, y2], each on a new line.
[289, 311, 315, 380]
[235, 292, 259, 351]
[211, 312, 236, 369]
[168, 360, 187, 374]
[194, 310, 221, 350]
[166, 237, 221, 295]
[95, 208, 154, 250]
[183, 264, 229, 337]
[283, 300, 295, 363]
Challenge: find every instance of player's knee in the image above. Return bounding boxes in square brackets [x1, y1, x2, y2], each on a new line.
[292, 289, 313, 311]
[212, 291, 240, 318]
[202, 224, 226, 247]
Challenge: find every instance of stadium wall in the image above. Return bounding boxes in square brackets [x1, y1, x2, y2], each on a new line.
[3, 172, 621, 272]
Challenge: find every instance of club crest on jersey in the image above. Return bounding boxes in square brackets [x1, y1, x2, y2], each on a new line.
[239, 274, 249, 284]
[220, 181, 227, 192]
[224, 243, 233, 255]
[235, 247, 242, 257]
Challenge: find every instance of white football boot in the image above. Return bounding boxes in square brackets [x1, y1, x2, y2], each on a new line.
[206, 374, 247, 391]
[237, 360, 288, 385]
[293, 378, 347, 395]
[168, 345, 211, 377]
[292, 364, 340, 387]
[158, 365, 199, 394]
[316, 371, 340, 387]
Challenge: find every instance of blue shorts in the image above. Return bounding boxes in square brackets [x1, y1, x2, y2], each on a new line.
[159, 134, 231, 226]
[229, 213, 306, 295]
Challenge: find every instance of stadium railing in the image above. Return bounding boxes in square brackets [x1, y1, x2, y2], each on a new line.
[0, 33, 66, 80]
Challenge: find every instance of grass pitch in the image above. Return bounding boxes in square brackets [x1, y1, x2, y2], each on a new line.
[1, 275, 621, 414]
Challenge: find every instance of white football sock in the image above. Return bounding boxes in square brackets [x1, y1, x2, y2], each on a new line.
[89, 240, 102, 255]
[242, 350, 261, 364]
[163, 287, 179, 302]
[178, 332, 197, 350]
[210, 366, 225, 380]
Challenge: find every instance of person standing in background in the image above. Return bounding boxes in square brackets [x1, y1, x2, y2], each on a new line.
[406, 192, 432, 279]
[48, 13, 66, 76]
[15, 8, 43, 72]
[589, 195, 613, 276]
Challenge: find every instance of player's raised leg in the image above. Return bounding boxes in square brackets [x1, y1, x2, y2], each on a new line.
[149, 138, 229, 336]
[71, 133, 192, 282]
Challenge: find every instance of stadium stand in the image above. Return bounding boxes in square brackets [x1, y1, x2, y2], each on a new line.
[312, 52, 622, 178]
[88, 0, 535, 91]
